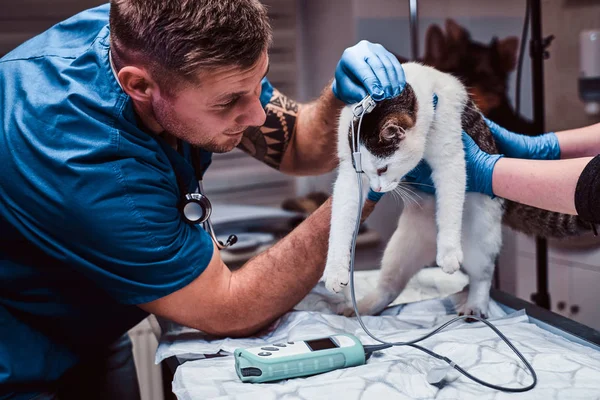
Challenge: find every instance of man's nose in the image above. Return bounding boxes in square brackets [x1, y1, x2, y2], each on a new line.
[236, 97, 267, 127]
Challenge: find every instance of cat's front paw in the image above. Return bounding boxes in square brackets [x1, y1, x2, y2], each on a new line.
[436, 248, 463, 274]
[324, 269, 349, 293]
[323, 264, 350, 294]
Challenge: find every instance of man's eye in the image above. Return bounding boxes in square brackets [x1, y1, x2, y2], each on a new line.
[217, 98, 239, 108]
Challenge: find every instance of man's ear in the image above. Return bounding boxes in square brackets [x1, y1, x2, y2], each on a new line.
[117, 66, 156, 103]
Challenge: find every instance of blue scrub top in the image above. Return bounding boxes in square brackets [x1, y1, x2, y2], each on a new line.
[0, 4, 274, 398]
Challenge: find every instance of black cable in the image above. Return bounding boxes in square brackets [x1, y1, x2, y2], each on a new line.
[515, 0, 530, 115]
[363, 344, 393, 354]
[348, 119, 537, 391]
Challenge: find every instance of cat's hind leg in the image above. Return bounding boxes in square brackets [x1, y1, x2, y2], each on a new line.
[459, 194, 504, 319]
[344, 195, 437, 316]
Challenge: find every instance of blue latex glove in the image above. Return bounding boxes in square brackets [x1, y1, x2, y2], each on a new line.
[485, 117, 560, 160]
[404, 132, 503, 197]
[332, 40, 406, 104]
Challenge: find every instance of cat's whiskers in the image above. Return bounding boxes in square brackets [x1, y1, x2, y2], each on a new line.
[396, 188, 420, 209]
[392, 187, 410, 207]
[402, 188, 423, 207]
[395, 190, 415, 208]
[393, 184, 422, 208]
[397, 189, 414, 208]
[400, 181, 435, 189]
[393, 186, 416, 205]
[390, 189, 404, 207]
[397, 183, 423, 202]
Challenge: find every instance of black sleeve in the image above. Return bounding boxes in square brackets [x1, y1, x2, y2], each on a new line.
[575, 155, 600, 223]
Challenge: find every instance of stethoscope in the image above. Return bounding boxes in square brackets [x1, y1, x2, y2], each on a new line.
[177, 139, 238, 250]
[109, 49, 237, 250]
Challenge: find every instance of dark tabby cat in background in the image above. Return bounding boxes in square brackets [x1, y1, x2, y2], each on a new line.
[396, 19, 536, 135]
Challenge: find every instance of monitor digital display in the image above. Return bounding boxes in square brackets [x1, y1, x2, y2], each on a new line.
[305, 338, 338, 352]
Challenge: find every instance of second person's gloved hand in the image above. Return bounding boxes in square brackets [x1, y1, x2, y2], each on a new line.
[332, 40, 406, 104]
[403, 132, 503, 197]
[485, 117, 560, 160]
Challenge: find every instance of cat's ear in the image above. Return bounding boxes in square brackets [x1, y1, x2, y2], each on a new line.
[445, 19, 469, 45]
[424, 24, 446, 67]
[380, 122, 405, 142]
[496, 36, 519, 73]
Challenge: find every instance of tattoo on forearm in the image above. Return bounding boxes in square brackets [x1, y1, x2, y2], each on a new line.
[238, 89, 298, 170]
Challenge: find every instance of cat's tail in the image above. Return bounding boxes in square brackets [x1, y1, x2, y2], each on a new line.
[502, 201, 596, 238]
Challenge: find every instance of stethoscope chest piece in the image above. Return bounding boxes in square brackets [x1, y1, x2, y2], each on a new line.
[175, 140, 238, 249]
[182, 193, 212, 224]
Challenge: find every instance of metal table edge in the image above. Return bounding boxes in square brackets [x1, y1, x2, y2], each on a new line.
[491, 288, 600, 350]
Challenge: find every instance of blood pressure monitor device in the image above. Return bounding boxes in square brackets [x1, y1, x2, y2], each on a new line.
[234, 333, 366, 383]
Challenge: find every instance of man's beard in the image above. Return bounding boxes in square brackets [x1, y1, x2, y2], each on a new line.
[203, 133, 245, 153]
[152, 100, 245, 153]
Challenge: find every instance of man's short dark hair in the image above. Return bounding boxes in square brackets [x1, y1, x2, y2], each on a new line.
[109, 0, 272, 89]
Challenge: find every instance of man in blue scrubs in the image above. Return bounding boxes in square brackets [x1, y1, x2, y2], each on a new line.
[0, 1, 406, 398]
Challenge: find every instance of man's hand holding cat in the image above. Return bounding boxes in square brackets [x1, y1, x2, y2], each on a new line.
[404, 133, 503, 197]
[332, 40, 406, 104]
[485, 117, 560, 160]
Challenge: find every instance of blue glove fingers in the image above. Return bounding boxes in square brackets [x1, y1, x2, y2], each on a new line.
[367, 189, 386, 202]
[343, 55, 386, 101]
[484, 117, 559, 160]
[483, 117, 507, 137]
[483, 117, 526, 157]
[461, 133, 478, 192]
[371, 53, 396, 99]
[461, 130, 478, 148]
[332, 48, 371, 104]
[364, 44, 405, 99]
[332, 73, 367, 105]
[382, 52, 406, 97]
[332, 41, 407, 103]
[462, 132, 502, 197]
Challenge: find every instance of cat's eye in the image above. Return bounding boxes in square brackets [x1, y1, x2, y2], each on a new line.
[377, 166, 388, 176]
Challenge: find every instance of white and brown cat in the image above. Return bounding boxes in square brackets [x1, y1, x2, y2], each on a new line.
[323, 62, 593, 318]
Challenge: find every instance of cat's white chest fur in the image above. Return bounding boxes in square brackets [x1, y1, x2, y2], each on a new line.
[322, 62, 504, 318]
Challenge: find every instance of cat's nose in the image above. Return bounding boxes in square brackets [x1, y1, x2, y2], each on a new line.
[375, 186, 381, 192]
